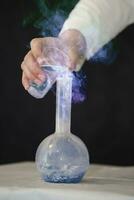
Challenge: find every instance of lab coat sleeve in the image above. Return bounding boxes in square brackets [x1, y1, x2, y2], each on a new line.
[59, 0, 134, 61]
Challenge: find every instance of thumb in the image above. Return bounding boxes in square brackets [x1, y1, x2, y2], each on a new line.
[67, 48, 86, 71]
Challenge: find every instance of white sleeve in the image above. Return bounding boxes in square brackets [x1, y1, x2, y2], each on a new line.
[59, 0, 134, 60]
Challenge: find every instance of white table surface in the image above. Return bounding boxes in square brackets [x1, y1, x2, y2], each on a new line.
[0, 162, 134, 200]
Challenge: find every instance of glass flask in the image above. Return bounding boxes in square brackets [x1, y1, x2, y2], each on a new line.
[35, 72, 90, 183]
[28, 47, 70, 99]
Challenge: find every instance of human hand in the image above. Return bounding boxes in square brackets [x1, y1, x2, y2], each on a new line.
[21, 29, 87, 90]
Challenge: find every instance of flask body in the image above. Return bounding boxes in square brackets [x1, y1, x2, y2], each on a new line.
[36, 133, 90, 183]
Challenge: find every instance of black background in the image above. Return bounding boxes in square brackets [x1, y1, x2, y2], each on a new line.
[0, 1, 134, 165]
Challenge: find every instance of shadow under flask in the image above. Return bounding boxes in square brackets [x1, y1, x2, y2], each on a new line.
[35, 72, 90, 183]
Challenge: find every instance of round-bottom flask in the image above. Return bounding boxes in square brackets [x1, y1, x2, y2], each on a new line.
[36, 133, 89, 183]
[35, 73, 90, 183]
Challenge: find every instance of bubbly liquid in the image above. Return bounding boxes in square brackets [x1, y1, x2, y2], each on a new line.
[43, 172, 85, 183]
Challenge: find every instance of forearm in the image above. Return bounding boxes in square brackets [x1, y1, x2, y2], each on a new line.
[60, 0, 134, 60]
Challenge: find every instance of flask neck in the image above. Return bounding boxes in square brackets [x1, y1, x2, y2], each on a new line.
[55, 73, 72, 135]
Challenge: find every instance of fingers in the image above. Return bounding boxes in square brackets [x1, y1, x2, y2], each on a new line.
[21, 38, 47, 90]
[23, 51, 43, 77]
[30, 38, 43, 59]
[21, 51, 46, 84]
[21, 60, 45, 83]
[21, 61, 36, 81]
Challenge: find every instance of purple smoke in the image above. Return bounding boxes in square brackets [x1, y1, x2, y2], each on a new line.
[72, 71, 87, 104]
[90, 41, 117, 65]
